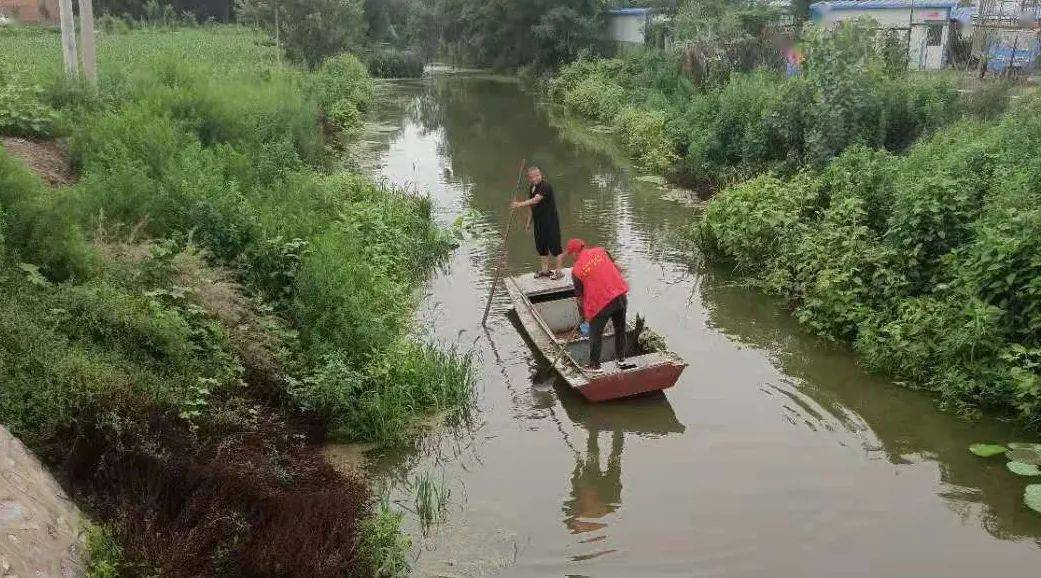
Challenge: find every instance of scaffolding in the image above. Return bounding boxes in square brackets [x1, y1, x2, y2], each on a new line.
[971, 0, 1041, 75]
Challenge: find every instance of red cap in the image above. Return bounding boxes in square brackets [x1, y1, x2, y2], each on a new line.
[565, 238, 585, 255]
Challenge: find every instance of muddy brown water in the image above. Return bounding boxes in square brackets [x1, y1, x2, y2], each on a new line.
[354, 72, 1041, 577]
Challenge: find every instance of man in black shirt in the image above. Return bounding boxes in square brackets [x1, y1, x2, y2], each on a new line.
[511, 165, 564, 280]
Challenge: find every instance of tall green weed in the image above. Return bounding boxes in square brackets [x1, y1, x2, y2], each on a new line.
[551, 22, 965, 184]
[696, 97, 1041, 425]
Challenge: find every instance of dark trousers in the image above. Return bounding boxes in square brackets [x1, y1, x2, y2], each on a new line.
[588, 295, 627, 368]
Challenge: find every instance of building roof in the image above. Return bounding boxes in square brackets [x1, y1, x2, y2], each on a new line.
[606, 7, 654, 16]
[951, 6, 975, 24]
[949, 3, 1041, 25]
[810, 0, 957, 19]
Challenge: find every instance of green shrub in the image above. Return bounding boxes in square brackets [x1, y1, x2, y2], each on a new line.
[292, 340, 475, 444]
[0, 77, 60, 137]
[696, 94, 1041, 425]
[696, 173, 820, 271]
[0, 150, 95, 280]
[963, 78, 1015, 121]
[357, 500, 411, 577]
[561, 74, 627, 122]
[328, 98, 362, 134]
[614, 106, 675, 173]
[367, 48, 424, 79]
[86, 525, 124, 578]
[552, 22, 965, 185]
[0, 266, 232, 445]
[312, 53, 374, 113]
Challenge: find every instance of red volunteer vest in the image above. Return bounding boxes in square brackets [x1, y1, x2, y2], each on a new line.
[573, 247, 629, 321]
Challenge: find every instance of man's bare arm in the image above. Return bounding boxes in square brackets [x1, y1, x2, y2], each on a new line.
[511, 193, 543, 209]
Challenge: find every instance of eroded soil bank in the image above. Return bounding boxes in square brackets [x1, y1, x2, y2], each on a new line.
[0, 425, 86, 577]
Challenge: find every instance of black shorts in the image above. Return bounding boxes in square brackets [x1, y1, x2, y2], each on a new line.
[534, 222, 562, 256]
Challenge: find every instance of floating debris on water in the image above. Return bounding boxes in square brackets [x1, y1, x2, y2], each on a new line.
[1006, 448, 1041, 466]
[971, 442, 1041, 514]
[634, 174, 666, 186]
[1007, 461, 1041, 476]
[969, 443, 1008, 457]
[1027, 485, 1041, 514]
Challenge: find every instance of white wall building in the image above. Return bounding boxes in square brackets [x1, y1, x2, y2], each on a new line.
[605, 7, 652, 45]
[810, 0, 958, 69]
[604, 7, 673, 50]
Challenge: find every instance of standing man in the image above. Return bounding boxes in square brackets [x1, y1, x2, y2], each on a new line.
[565, 238, 630, 372]
[510, 165, 563, 280]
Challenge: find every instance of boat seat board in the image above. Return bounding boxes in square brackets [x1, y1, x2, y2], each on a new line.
[512, 267, 576, 298]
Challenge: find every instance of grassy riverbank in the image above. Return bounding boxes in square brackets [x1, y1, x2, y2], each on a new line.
[1, 26, 471, 575]
[548, 23, 1009, 192]
[695, 94, 1041, 428]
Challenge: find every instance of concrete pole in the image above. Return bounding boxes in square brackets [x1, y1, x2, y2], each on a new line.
[58, 0, 79, 80]
[78, 0, 97, 85]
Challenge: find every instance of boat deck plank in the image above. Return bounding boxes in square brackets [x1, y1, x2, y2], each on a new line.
[511, 267, 575, 297]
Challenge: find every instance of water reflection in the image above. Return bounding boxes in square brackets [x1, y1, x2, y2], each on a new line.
[531, 362, 688, 558]
[563, 429, 622, 538]
[698, 266, 1041, 544]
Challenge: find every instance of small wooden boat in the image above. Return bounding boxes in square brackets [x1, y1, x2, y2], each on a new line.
[505, 268, 687, 402]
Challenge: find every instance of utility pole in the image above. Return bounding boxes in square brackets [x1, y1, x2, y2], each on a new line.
[58, 0, 79, 80]
[907, 0, 916, 70]
[274, 1, 282, 66]
[78, 0, 97, 85]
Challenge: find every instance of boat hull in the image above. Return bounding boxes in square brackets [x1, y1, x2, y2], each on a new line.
[504, 270, 686, 402]
[579, 362, 685, 402]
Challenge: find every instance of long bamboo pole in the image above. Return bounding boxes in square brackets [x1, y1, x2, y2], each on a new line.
[480, 158, 528, 327]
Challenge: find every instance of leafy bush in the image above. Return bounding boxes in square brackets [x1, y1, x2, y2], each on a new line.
[0, 77, 60, 137]
[561, 74, 626, 122]
[367, 48, 424, 79]
[696, 96, 1041, 426]
[328, 98, 362, 134]
[0, 151, 95, 280]
[615, 106, 675, 173]
[552, 21, 965, 185]
[312, 53, 374, 111]
[310, 53, 375, 136]
[963, 78, 1015, 121]
[357, 500, 411, 577]
[86, 525, 124, 578]
[290, 340, 474, 444]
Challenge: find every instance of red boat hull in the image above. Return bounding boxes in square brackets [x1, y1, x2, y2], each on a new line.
[579, 362, 685, 402]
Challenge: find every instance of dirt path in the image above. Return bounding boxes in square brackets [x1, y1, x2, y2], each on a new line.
[0, 426, 87, 578]
[0, 137, 75, 186]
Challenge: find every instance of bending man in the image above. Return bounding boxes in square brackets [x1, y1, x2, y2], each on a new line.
[566, 238, 629, 372]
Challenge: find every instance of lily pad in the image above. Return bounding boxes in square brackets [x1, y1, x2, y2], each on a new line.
[1005, 448, 1041, 466]
[1026, 485, 1041, 514]
[1007, 461, 1041, 476]
[969, 443, 1008, 457]
[1007, 442, 1041, 451]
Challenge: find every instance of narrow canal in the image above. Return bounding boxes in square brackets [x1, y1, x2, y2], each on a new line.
[357, 71, 1041, 577]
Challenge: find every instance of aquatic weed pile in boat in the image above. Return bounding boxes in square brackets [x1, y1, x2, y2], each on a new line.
[0, 25, 472, 574]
